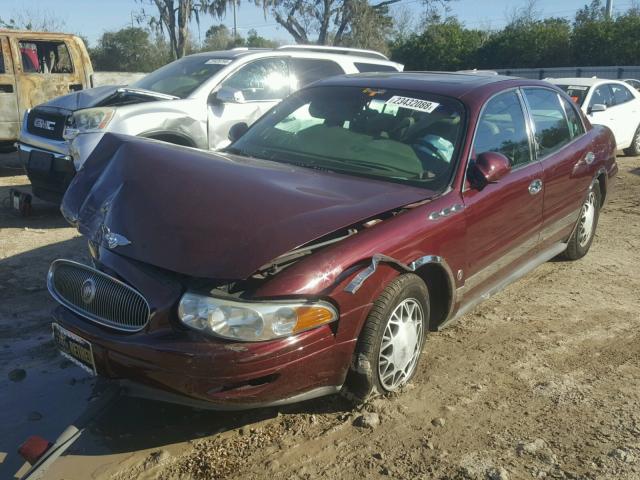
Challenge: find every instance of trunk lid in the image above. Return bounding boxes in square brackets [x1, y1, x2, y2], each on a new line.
[62, 134, 435, 279]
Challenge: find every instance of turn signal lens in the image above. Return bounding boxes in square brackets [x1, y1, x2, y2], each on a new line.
[293, 306, 336, 333]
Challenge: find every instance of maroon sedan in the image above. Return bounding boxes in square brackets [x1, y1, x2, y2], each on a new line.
[48, 72, 617, 409]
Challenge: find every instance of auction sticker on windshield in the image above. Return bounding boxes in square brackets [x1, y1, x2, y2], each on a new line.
[385, 96, 440, 113]
[52, 323, 97, 375]
[205, 58, 232, 65]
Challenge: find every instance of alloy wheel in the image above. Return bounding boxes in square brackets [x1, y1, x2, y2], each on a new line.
[578, 190, 597, 247]
[378, 298, 424, 391]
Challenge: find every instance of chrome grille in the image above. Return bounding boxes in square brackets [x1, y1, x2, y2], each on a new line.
[47, 260, 150, 332]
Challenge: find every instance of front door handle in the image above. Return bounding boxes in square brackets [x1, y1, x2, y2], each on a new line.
[529, 179, 543, 195]
[0, 84, 14, 93]
[585, 151, 595, 165]
[69, 83, 83, 92]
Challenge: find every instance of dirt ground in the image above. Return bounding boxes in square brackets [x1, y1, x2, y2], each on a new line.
[1, 152, 639, 480]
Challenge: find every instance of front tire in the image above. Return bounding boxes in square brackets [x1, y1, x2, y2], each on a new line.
[342, 273, 429, 404]
[562, 180, 601, 260]
[623, 125, 640, 156]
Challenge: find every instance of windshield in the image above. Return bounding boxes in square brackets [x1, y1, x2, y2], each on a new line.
[229, 86, 465, 191]
[132, 56, 232, 98]
[557, 84, 590, 106]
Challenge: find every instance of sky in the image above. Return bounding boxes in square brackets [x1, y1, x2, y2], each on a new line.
[1, 0, 638, 46]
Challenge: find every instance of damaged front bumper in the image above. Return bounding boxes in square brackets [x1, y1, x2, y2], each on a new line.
[17, 142, 74, 204]
[51, 305, 352, 409]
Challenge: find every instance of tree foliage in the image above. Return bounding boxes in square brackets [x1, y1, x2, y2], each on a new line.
[391, 18, 486, 70]
[476, 17, 572, 68]
[90, 27, 172, 72]
[202, 24, 279, 50]
[138, 0, 236, 59]
[392, 1, 640, 70]
[0, 8, 67, 31]
[266, 0, 450, 47]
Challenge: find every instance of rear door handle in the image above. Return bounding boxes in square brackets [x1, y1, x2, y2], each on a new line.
[0, 84, 14, 93]
[528, 179, 543, 195]
[69, 83, 83, 92]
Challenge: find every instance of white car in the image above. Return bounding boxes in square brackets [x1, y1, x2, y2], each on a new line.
[549, 77, 640, 155]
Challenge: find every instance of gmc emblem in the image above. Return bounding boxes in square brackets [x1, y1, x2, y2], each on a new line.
[34, 118, 56, 131]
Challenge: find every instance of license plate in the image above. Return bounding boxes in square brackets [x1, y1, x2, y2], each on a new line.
[52, 323, 96, 375]
[28, 151, 53, 173]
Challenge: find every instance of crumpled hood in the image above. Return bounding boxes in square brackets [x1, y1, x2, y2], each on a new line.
[62, 134, 434, 279]
[38, 85, 123, 111]
[37, 85, 175, 112]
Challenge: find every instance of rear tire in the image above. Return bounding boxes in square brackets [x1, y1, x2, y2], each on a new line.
[623, 124, 640, 156]
[562, 180, 601, 260]
[342, 273, 429, 404]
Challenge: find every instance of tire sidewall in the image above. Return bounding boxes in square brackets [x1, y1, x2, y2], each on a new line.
[347, 274, 430, 401]
[573, 180, 601, 257]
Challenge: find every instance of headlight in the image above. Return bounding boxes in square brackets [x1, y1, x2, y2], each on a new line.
[63, 107, 115, 139]
[178, 292, 338, 342]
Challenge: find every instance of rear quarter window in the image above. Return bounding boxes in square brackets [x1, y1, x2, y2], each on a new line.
[290, 58, 344, 88]
[557, 85, 589, 106]
[354, 62, 399, 73]
[18, 40, 74, 74]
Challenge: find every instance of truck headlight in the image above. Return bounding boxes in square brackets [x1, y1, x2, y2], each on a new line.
[63, 107, 115, 139]
[178, 292, 338, 342]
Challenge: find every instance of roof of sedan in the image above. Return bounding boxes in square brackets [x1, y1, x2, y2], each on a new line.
[547, 77, 626, 86]
[313, 71, 533, 98]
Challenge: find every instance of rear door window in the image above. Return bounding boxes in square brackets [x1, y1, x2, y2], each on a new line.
[290, 58, 344, 88]
[523, 88, 573, 157]
[0, 47, 4, 73]
[610, 83, 634, 105]
[18, 40, 74, 74]
[354, 62, 398, 73]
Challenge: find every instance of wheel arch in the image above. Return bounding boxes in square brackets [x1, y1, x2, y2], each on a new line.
[411, 257, 456, 331]
[596, 167, 608, 207]
[344, 253, 457, 332]
[139, 130, 197, 148]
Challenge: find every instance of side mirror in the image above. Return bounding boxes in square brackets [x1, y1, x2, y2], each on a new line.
[589, 103, 607, 113]
[468, 151, 511, 190]
[228, 122, 249, 142]
[212, 87, 246, 104]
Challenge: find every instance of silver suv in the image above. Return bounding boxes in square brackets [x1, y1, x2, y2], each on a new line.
[17, 45, 402, 202]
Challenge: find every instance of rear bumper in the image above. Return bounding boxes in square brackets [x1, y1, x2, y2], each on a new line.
[52, 305, 353, 409]
[17, 142, 75, 204]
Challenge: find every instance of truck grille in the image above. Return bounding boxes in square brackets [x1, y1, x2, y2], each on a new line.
[47, 260, 150, 332]
[27, 109, 67, 140]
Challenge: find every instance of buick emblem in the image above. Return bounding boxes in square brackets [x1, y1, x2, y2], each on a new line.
[81, 278, 96, 304]
[104, 232, 131, 249]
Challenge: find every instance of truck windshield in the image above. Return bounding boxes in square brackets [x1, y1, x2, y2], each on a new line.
[132, 56, 232, 98]
[228, 86, 465, 192]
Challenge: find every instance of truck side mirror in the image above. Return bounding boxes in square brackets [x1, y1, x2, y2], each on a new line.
[228, 122, 249, 142]
[212, 87, 246, 104]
